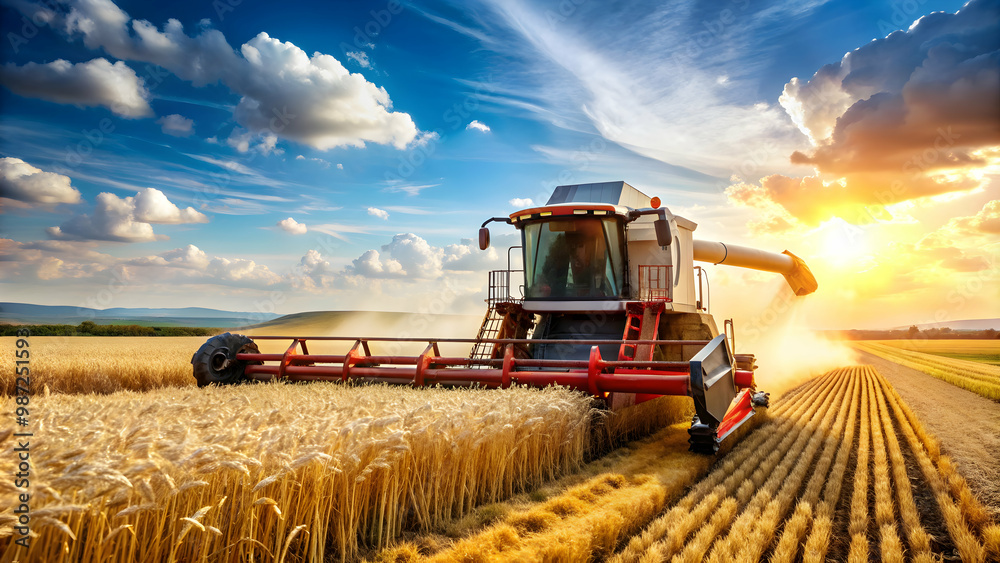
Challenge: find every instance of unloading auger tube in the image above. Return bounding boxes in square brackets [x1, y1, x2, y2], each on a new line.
[192, 181, 818, 454]
[691, 240, 818, 297]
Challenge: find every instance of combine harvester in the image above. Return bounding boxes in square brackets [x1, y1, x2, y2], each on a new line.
[192, 182, 817, 453]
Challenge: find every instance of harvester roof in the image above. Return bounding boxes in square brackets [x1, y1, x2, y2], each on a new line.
[509, 181, 657, 223]
[546, 181, 651, 208]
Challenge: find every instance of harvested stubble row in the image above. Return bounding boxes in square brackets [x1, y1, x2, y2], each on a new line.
[854, 341, 1000, 401]
[0, 382, 600, 562]
[387, 402, 764, 562]
[608, 365, 999, 563]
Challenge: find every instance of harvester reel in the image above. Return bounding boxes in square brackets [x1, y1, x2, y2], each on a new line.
[191, 332, 262, 387]
[752, 391, 770, 408]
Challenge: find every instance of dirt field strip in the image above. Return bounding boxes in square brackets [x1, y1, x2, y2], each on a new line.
[874, 370, 990, 561]
[859, 349, 1000, 524]
[853, 341, 1000, 400]
[877, 368, 934, 562]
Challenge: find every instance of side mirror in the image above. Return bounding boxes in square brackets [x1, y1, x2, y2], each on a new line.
[653, 219, 672, 247]
[479, 227, 491, 250]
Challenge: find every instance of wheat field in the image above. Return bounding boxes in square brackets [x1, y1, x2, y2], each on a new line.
[854, 341, 1000, 401]
[878, 339, 1000, 365]
[0, 382, 600, 562]
[0, 336, 202, 395]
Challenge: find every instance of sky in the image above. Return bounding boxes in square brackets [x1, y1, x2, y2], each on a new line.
[0, 0, 997, 330]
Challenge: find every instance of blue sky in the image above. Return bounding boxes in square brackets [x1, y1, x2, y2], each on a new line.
[1, 0, 997, 329]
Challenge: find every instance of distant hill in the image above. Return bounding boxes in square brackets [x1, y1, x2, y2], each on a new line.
[244, 310, 482, 337]
[234, 310, 485, 356]
[891, 319, 1000, 331]
[0, 302, 280, 328]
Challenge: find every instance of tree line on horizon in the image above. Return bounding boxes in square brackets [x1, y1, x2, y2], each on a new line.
[829, 326, 999, 340]
[0, 321, 220, 337]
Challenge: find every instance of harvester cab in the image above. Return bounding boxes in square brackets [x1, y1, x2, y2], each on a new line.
[192, 181, 817, 454]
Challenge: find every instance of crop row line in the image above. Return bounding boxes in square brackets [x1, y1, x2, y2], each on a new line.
[610, 370, 845, 562]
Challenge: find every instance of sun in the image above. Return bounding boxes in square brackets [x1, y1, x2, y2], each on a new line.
[820, 218, 870, 267]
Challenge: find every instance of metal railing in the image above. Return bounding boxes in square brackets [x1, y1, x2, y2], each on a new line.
[487, 269, 524, 306]
[695, 266, 710, 312]
[486, 245, 525, 306]
[637, 265, 672, 301]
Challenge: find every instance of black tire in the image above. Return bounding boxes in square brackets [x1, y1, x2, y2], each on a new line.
[191, 333, 262, 387]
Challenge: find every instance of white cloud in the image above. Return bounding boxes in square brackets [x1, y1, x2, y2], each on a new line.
[8, 0, 420, 150]
[336, 163, 344, 170]
[295, 154, 330, 167]
[347, 233, 441, 279]
[735, 0, 1000, 229]
[291, 249, 336, 289]
[466, 120, 491, 132]
[410, 130, 440, 147]
[350, 249, 404, 278]
[345, 232, 508, 280]
[126, 243, 280, 285]
[779, 0, 999, 147]
[126, 243, 209, 269]
[207, 256, 280, 283]
[0, 157, 82, 205]
[0, 238, 116, 281]
[346, 51, 371, 68]
[0, 57, 152, 117]
[225, 127, 282, 156]
[133, 187, 207, 223]
[508, 197, 533, 207]
[278, 217, 307, 234]
[367, 207, 389, 220]
[443, 238, 501, 272]
[156, 113, 193, 137]
[48, 188, 207, 242]
[158, 244, 210, 269]
[384, 183, 439, 196]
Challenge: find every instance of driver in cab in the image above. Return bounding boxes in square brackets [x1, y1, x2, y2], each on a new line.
[534, 222, 613, 298]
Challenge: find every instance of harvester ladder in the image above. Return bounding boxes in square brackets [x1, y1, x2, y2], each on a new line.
[469, 305, 505, 364]
[618, 302, 665, 361]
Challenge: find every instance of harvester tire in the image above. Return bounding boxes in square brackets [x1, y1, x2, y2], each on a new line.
[191, 332, 261, 387]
